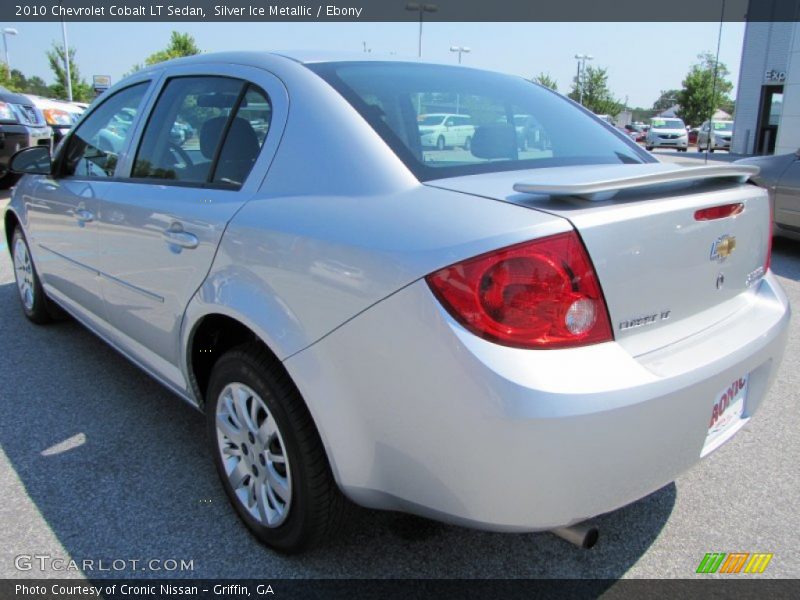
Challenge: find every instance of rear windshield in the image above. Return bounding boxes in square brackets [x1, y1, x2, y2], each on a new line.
[309, 62, 650, 181]
[651, 118, 685, 129]
[713, 121, 734, 131]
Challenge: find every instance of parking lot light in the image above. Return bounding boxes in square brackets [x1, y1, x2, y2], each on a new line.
[406, 3, 438, 58]
[1, 28, 17, 75]
[450, 45, 470, 64]
[574, 53, 593, 106]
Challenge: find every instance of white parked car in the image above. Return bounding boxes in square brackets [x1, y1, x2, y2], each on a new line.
[24, 95, 83, 143]
[697, 120, 734, 152]
[418, 113, 475, 150]
[646, 117, 689, 152]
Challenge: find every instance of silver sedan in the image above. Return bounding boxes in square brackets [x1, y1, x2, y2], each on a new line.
[4, 52, 789, 553]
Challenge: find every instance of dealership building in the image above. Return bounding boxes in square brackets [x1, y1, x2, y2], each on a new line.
[733, 12, 800, 155]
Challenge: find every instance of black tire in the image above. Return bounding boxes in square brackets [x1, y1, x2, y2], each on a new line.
[436, 135, 445, 151]
[11, 227, 55, 324]
[709, 148, 715, 153]
[645, 146, 653, 151]
[0, 172, 21, 190]
[464, 136, 472, 151]
[697, 146, 703, 152]
[206, 344, 347, 553]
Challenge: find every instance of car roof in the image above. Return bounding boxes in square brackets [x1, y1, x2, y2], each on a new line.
[132, 50, 493, 76]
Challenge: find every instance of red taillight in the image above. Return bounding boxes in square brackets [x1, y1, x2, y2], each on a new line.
[694, 203, 744, 221]
[425, 231, 613, 349]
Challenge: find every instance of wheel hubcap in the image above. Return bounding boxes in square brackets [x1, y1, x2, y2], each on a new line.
[215, 382, 292, 527]
[13, 238, 35, 311]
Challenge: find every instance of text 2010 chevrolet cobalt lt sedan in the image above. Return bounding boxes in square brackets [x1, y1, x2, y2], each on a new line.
[5, 52, 789, 553]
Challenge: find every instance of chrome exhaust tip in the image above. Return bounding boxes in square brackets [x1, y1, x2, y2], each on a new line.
[551, 522, 599, 549]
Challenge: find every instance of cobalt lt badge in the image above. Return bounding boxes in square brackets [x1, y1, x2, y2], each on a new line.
[710, 234, 736, 262]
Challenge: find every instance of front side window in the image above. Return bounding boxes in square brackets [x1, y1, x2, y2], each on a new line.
[131, 77, 270, 187]
[62, 83, 148, 178]
[310, 62, 648, 181]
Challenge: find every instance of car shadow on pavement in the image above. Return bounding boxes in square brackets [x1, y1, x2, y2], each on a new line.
[771, 238, 800, 282]
[0, 282, 675, 582]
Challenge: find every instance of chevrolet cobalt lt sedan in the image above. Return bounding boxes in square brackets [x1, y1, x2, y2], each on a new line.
[5, 52, 789, 553]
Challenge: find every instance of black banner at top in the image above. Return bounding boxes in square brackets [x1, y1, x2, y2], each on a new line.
[2, 0, 800, 22]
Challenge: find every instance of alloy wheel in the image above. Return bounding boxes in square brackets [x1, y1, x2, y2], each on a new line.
[13, 237, 35, 311]
[215, 382, 292, 527]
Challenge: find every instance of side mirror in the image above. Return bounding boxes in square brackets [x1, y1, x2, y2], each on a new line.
[10, 146, 52, 175]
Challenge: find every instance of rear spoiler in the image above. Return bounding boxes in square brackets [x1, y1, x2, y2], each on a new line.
[513, 164, 760, 201]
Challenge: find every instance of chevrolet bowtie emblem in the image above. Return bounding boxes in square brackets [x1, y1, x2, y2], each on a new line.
[711, 235, 736, 262]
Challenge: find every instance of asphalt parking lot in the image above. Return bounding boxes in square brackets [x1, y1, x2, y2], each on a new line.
[1, 177, 798, 581]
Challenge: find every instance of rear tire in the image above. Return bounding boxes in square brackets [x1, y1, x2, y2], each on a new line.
[206, 344, 347, 553]
[645, 146, 653, 151]
[11, 227, 54, 324]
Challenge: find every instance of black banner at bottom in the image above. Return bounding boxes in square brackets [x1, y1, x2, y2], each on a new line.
[2, 579, 800, 600]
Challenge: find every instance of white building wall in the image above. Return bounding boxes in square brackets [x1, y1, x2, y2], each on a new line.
[731, 21, 794, 154]
[776, 24, 800, 154]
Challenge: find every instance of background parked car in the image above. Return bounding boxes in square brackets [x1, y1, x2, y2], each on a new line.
[418, 113, 475, 150]
[25, 95, 84, 144]
[624, 123, 646, 142]
[737, 150, 800, 240]
[645, 117, 688, 152]
[697, 120, 734, 152]
[0, 86, 51, 188]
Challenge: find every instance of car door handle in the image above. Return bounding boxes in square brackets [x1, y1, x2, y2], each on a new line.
[75, 209, 94, 223]
[162, 229, 199, 250]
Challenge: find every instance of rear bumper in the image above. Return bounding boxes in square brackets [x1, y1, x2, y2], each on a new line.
[286, 272, 790, 531]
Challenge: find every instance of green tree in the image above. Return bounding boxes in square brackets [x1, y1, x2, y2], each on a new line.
[568, 65, 623, 116]
[676, 52, 733, 127]
[652, 89, 680, 113]
[46, 44, 92, 102]
[144, 31, 201, 66]
[24, 75, 51, 96]
[532, 72, 557, 91]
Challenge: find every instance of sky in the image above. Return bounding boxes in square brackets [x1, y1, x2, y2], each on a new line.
[2, 21, 746, 108]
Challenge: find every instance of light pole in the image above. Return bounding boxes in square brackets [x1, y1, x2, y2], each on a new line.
[2, 28, 17, 76]
[574, 53, 593, 106]
[405, 3, 437, 58]
[449, 45, 470, 64]
[58, 1, 73, 101]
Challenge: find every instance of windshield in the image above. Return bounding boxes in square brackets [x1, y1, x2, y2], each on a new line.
[310, 62, 649, 180]
[713, 121, 734, 131]
[651, 118, 685, 130]
[418, 115, 445, 126]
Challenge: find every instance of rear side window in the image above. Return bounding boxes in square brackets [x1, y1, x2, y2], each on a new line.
[131, 76, 270, 187]
[212, 85, 272, 186]
[62, 83, 148, 178]
[310, 62, 650, 181]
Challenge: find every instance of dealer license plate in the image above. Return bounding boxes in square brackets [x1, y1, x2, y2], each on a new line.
[701, 374, 749, 457]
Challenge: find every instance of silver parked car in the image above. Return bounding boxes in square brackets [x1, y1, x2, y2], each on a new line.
[5, 52, 789, 553]
[697, 119, 734, 152]
[737, 150, 800, 240]
[645, 117, 689, 151]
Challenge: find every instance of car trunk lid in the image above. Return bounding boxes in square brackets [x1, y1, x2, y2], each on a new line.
[426, 163, 771, 356]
